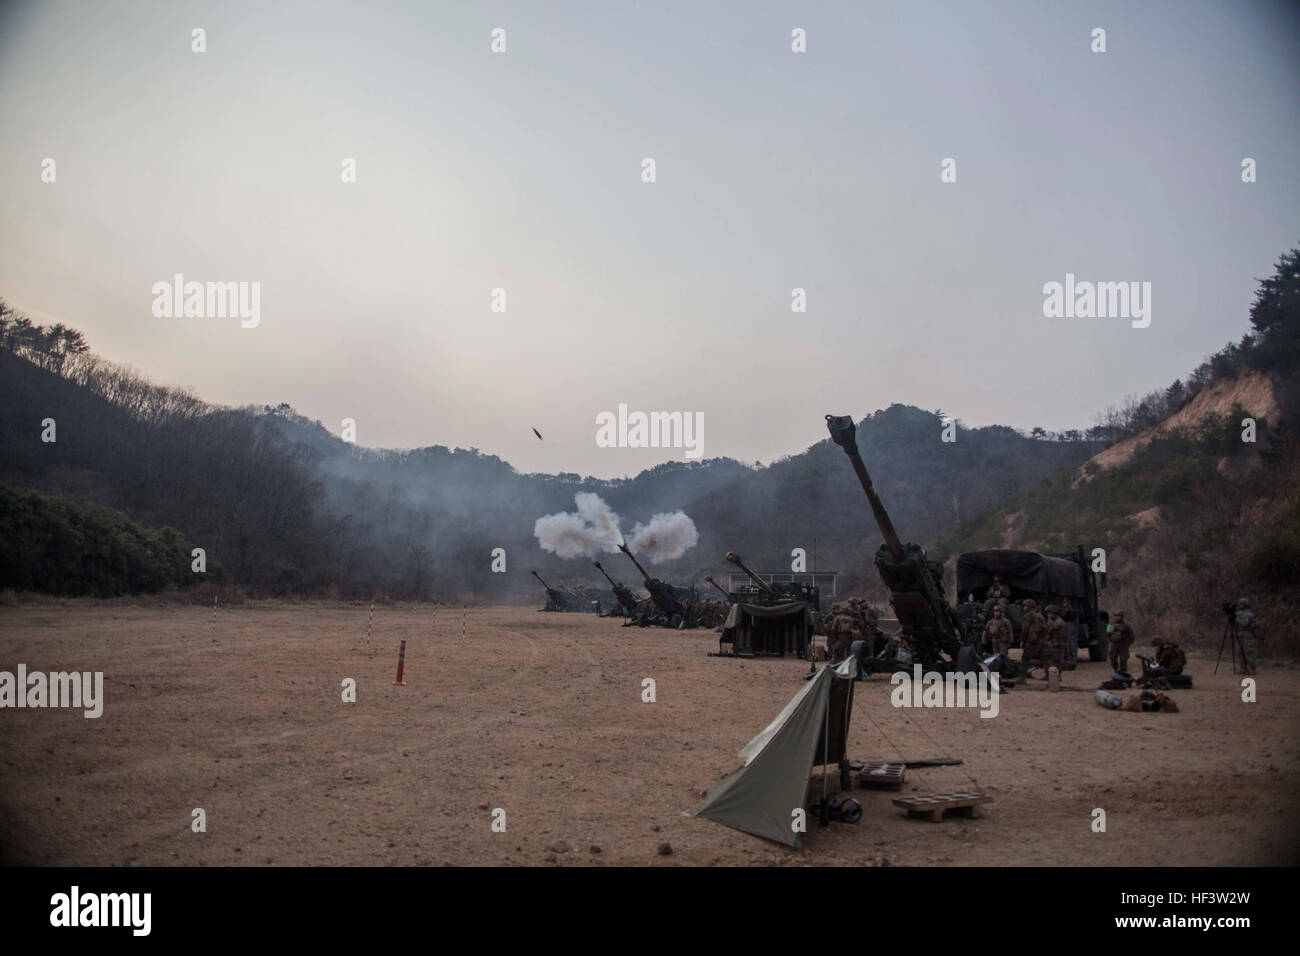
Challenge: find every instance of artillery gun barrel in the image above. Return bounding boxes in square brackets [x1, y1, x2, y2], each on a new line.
[704, 575, 731, 601]
[592, 561, 619, 589]
[617, 544, 652, 583]
[724, 551, 778, 596]
[824, 414, 905, 561]
[530, 570, 552, 590]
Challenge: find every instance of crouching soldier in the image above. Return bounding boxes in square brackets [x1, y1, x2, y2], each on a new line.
[1152, 637, 1187, 675]
[1043, 605, 1069, 676]
[1108, 611, 1136, 676]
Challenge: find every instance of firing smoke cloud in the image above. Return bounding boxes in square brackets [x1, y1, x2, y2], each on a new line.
[534, 492, 624, 558]
[627, 511, 699, 565]
[534, 494, 697, 564]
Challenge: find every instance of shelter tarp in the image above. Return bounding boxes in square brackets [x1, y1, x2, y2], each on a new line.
[956, 549, 1085, 598]
[721, 600, 811, 656]
[695, 658, 856, 847]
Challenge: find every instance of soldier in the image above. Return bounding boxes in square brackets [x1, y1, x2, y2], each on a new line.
[1020, 598, 1047, 677]
[982, 575, 1009, 617]
[829, 605, 861, 664]
[1108, 611, 1136, 676]
[1152, 637, 1187, 675]
[982, 605, 1014, 660]
[1235, 598, 1257, 675]
[1043, 605, 1069, 676]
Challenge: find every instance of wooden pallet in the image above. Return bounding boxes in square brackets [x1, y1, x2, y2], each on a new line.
[857, 762, 906, 790]
[892, 791, 990, 822]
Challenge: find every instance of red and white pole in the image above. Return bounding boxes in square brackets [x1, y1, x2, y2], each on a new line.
[392, 639, 407, 685]
[366, 601, 374, 647]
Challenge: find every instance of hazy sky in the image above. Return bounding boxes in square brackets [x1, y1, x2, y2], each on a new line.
[2, 0, 1297, 478]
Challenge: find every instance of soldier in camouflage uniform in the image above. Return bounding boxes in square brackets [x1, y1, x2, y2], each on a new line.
[1108, 611, 1136, 675]
[1043, 605, 1069, 675]
[827, 604, 861, 664]
[982, 605, 1014, 659]
[1020, 598, 1047, 677]
[983, 575, 1012, 617]
[1152, 637, 1187, 675]
[1235, 598, 1257, 675]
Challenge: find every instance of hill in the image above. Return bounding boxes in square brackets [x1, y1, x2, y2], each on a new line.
[942, 248, 1300, 652]
[0, 307, 1100, 602]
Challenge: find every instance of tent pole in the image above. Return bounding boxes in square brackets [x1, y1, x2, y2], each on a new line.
[820, 664, 830, 827]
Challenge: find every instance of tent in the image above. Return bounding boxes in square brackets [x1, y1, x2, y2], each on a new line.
[718, 600, 812, 657]
[695, 657, 857, 847]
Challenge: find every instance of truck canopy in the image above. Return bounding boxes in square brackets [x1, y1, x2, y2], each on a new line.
[956, 549, 1087, 599]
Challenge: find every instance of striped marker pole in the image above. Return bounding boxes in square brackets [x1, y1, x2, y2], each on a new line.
[211, 593, 217, 626]
[462, 605, 467, 642]
[392, 639, 407, 685]
[366, 601, 374, 647]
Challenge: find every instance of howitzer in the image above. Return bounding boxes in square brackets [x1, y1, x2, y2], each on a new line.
[704, 575, 732, 602]
[825, 414, 967, 669]
[593, 560, 641, 615]
[723, 551, 816, 605]
[530, 570, 569, 612]
[724, 551, 779, 598]
[617, 544, 689, 623]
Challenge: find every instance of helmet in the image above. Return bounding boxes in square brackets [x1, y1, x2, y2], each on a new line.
[1044, 605, 1060, 615]
[1238, 598, 1250, 607]
[831, 603, 842, 614]
[1022, 598, 1036, 609]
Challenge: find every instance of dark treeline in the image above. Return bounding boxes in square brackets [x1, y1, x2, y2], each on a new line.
[0, 483, 206, 597]
[3, 299, 1106, 602]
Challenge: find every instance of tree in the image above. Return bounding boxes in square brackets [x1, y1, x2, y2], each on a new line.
[1250, 247, 1300, 335]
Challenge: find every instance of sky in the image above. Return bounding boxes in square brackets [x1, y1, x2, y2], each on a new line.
[2, 0, 1297, 478]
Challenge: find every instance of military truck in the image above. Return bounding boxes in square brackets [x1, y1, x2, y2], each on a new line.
[955, 548, 1109, 662]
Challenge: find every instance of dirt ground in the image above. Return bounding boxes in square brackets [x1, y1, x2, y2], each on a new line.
[1, 603, 1296, 866]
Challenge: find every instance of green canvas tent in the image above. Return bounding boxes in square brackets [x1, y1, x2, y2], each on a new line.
[695, 657, 857, 847]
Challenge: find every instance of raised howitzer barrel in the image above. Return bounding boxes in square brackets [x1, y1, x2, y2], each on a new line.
[593, 560, 640, 613]
[530, 570, 553, 591]
[592, 561, 619, 588]
[724, 551, 778, 597]
[825, 415, 904, 561]
[824, 414, 964, 666]
[617, 544, 686, 620]
[704, 575, 732, 602]
[617, 544, 652, 582]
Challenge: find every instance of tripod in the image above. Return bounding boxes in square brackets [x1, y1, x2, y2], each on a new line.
[1214, 616, 1241, 674]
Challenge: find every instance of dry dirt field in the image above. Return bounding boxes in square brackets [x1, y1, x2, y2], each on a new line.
[1, 603, 1297, 866]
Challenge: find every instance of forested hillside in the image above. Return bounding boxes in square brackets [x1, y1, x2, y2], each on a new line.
[0, 299, 1102, 601]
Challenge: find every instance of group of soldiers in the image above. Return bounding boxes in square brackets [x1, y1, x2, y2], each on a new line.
[981, 598, 1070, 677]
[821, 598, 885, 663]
